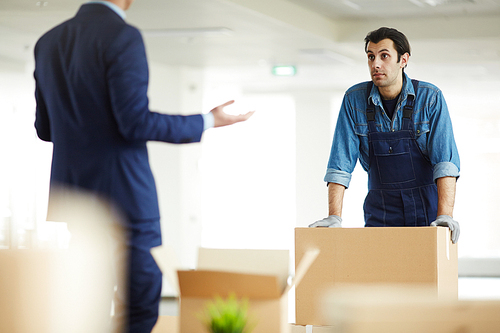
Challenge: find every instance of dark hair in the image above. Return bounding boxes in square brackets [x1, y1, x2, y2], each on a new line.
[364, 27, 411, 64]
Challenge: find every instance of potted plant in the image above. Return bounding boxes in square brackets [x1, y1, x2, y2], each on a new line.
[199, 293, 254, 333]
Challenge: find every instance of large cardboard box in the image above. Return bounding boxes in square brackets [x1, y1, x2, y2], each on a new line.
[0, 188, 124, 333]
[322, 285, 500, 333]
[176, 248, 318, 333]
[295, 227, 457, 325]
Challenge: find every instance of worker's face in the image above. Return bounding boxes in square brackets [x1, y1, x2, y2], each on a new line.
[366, 38, 409, 89]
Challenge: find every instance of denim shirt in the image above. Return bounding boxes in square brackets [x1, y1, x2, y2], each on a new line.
[325, 73, 460, 188]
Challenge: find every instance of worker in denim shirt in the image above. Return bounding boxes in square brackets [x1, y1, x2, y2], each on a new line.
[309, 27, 460, 244]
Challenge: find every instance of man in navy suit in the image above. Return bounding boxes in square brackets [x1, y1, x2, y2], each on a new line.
[34, 0, 253, 331]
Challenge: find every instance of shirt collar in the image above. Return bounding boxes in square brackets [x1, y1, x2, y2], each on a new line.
[402, 72, 416, 98]
[87, 1, 126, 20]
[369, 72, 413, 106]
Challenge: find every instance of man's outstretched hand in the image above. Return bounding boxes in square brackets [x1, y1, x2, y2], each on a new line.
[210, 100, 254, 128]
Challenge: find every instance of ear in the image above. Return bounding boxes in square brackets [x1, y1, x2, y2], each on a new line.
[400, 52, 410, 69]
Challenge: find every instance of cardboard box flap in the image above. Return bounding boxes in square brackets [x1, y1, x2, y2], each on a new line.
[150, 245, 181, 295]
[178, 270, 282, 299]
[197, 248, 289, 291]
[286, 248, 320, 294]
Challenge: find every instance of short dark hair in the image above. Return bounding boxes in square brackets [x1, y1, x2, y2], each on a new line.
[364, 27, 411, 63]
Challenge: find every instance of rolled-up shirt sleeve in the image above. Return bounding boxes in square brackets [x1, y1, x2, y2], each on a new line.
[426, 89, 460, 181]
[433, 161, 460, 181]
[324, 169, 352, 188]
[323, 92, 361, 189]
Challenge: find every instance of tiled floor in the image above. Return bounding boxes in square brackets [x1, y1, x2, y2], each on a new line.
[159, 297, 179, 316]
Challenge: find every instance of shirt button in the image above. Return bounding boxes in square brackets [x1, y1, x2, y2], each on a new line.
[389, 147, 393, 153]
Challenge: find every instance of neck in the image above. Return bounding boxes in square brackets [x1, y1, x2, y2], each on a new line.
[378, 75, 404, 100]
[104, 0, 127, 11]
[379, 87, 401, 100]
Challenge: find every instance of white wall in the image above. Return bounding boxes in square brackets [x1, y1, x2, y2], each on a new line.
[0, 64, 53, 249]
[294, 91, 333, 226]
[200, 91, 296, 251]
[147, 63, 204, 270]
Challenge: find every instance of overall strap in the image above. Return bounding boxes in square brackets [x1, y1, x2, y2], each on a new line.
[365, 79, 419, 132]
[365, 81, 377, 132]
[402, 79, 419, 130]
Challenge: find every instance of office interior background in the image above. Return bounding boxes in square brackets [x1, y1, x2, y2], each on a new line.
[1, 0, 500, 300]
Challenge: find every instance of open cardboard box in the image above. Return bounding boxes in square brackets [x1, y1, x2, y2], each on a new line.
[295, 226, 458, 326]
[152, 247, 319, 333]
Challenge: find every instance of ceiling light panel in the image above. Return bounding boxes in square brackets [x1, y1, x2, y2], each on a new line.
[142, 27, 234, 38]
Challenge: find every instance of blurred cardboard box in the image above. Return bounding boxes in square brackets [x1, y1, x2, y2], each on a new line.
[322, 285, 500, 333]
[295, 227, 457, 325]
[171, 248, 318, 333]
[0, 250, 56, 333]
[0, 248, 117, 333]
[152, 316, 178, 333]
[0, 188, 124, 333]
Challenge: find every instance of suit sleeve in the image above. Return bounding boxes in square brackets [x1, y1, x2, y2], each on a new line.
[34, 44, 52, 142]
[105, 25, 203, 144]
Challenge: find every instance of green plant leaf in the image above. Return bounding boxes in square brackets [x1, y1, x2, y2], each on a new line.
[198, 293, 254, 333]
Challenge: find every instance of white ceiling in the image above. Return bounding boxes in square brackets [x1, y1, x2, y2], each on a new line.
[290, 0, 500, 19]
[1, 0, 500, 89]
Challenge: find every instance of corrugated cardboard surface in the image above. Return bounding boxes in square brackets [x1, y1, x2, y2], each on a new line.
[177, 270, 282, 299]
[295, 227, 457, 326]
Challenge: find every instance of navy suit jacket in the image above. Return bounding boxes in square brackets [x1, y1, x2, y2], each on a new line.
[34, 4, 204, 221]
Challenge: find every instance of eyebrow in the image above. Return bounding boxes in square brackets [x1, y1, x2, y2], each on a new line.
[366, 48, 391, 54]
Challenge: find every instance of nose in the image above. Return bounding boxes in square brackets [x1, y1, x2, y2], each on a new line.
[372, 57, 381, 69]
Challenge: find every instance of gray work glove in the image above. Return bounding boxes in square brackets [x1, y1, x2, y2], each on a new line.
[308, 215, 342, 228]
[430, 215, 460, 244]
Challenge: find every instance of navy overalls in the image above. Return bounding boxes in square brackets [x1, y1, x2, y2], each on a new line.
[363, 80, 438, 227]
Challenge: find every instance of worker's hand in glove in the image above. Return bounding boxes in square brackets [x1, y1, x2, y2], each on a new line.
[308, 215, 342, 228]
[430, 215, 460, 244]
